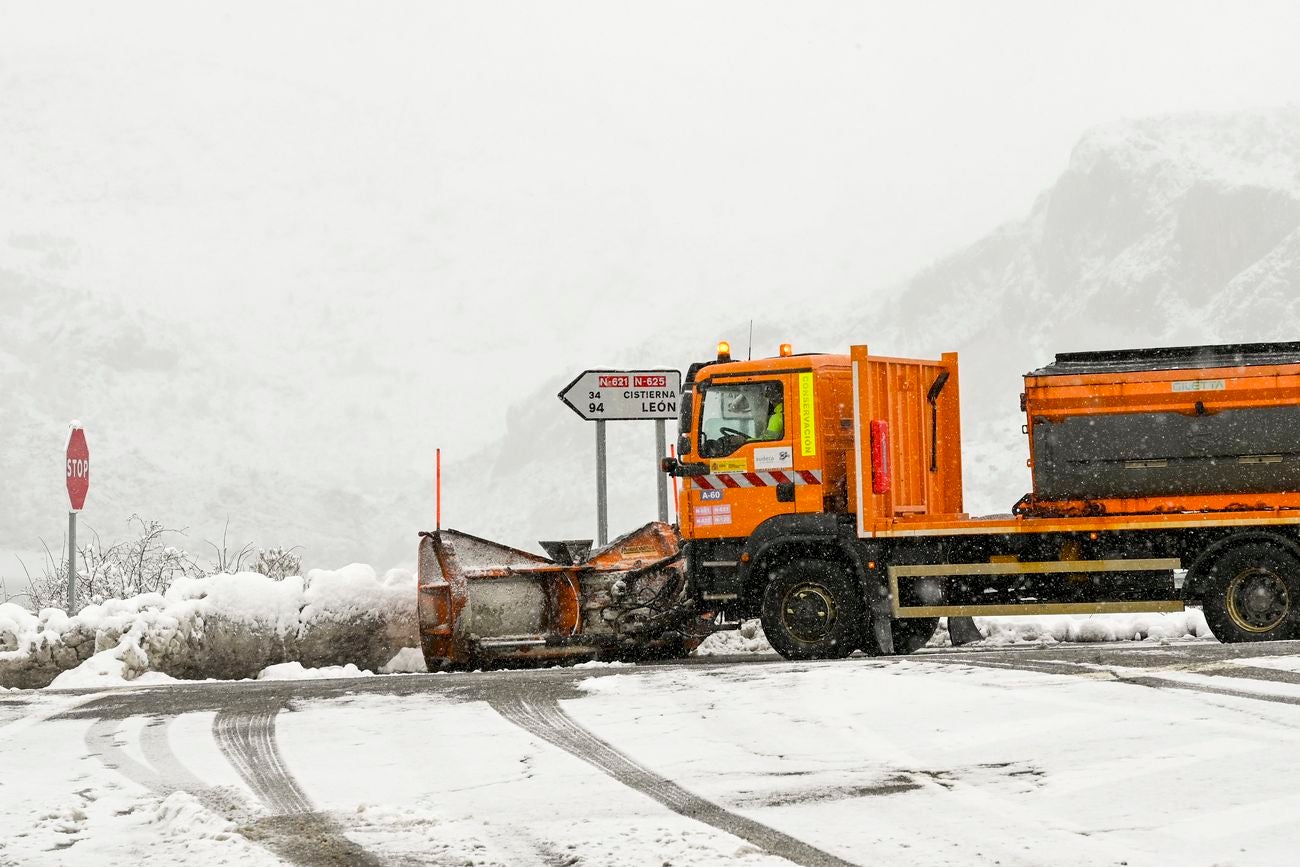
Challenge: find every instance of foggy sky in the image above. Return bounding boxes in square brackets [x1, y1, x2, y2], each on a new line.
[7, 2, 1300, 340]
[4, 1, 1300, 570]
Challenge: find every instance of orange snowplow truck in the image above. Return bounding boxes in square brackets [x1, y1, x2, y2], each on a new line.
[661, 340, 1300, 658]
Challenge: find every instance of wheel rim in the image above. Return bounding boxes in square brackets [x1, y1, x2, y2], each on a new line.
[782, 582, 837, 643]
[1226, 566, 1291, 633]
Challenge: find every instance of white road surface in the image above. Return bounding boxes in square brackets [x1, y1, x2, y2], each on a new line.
[3, 644, 1300, 866]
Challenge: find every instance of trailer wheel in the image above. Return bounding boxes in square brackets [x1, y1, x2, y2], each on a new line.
[760, 559, 862, 660]
[860, 617, 941, 656]
[1203, 542, 1300, 643]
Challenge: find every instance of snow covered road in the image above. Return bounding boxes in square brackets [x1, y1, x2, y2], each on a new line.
[5, 642, 1300, 866]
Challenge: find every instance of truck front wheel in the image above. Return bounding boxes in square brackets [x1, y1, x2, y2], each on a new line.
[760, 559, 862, 660]
[1203, 541, 1300, 643]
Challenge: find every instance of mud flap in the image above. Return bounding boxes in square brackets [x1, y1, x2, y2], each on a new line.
[946, 615, 984, 646]
[871, 609, 895, 655]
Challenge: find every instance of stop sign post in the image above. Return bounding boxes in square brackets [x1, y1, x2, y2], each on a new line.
[65, 426, 89, 611]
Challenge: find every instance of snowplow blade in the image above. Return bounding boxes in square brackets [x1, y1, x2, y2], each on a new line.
[417, 522, 698, 670]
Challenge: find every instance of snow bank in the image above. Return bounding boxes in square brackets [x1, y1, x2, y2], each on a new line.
[943, 610, 1215, 647]
[257, 662, 373, 681]
[693, 610, 1215, 657]
[0, 568, 1216, 688]
[0, 566, 422, 689]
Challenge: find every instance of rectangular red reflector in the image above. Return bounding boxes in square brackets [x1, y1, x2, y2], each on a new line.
[870, 419, 891, 494]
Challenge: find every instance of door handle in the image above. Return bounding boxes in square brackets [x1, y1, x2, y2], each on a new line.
[776, 482, 795, 503]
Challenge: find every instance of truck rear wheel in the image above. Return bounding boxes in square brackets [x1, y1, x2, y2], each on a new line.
[760, 559, 862, 660]
[1202, 541, 1300, 643]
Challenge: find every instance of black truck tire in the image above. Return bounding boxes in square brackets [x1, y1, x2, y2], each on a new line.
[1202, 541, 1300, 643]
[860, 617, 941, 656]
[760, 558, 862, 660]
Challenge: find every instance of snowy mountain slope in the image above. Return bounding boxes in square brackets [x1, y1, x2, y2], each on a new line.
[435, 108, 1300, 548]
[6, 108, 1300, 565]
[0, 38, 875, 567]
[0, 265, 415, 570]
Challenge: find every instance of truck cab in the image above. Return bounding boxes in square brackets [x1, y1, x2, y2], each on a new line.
[664, 344, 855, 610]
[664, 341, 966, 658]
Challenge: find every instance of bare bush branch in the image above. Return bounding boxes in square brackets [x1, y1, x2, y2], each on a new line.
[21, 515, 304, 613]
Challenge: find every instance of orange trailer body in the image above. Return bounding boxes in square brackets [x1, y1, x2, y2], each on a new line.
[846, 346, 964, 534]
[1019, 345, 1300, 517]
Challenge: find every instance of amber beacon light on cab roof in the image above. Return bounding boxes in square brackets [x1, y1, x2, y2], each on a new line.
[417, 340, 1300, 669]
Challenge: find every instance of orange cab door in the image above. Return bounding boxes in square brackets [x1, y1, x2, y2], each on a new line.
[687, 374, 796, 539]
[788, 370, 826, 515]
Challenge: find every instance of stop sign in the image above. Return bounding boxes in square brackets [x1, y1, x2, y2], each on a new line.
[66, 427, 89, 511]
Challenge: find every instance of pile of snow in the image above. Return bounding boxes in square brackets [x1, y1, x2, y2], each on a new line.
[0, 565, 423, 689]
[942, 610, 1215, 647]
[47, 653, 180, 690]
[257, 661, 373, 681]
[694, 619, 772, 656]
[380, 646, 429, 674]
[693, 610, 1216, 657]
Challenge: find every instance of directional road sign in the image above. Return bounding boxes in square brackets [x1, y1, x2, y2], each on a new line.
[558, 369, 682, 421]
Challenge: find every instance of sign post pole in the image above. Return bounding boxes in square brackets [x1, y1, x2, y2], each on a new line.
[67, 511, 77, 613]
[655, 419, 668, 523]
[595, 420, 608, 546]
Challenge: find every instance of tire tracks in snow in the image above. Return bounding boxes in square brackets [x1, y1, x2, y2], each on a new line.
[85, 718, 166, 794]
[945, 653, 1300, 711]
[84, 714, 217, 797]
[212, 706, 313, 815]
[211, 700, 385, 866]
[137, 714, 224, 797]
[490, 691, 859, 867]
[78, 700, 385, 866]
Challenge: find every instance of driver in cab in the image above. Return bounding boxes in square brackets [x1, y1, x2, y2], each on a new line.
[723, 393, 783, 441]
[756, 400, 783, 441]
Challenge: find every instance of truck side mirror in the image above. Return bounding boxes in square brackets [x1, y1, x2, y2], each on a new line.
[663, 459, 709, 478]
[677, 431, 692, 456]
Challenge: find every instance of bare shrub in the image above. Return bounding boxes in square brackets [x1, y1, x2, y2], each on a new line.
[252, 546, 302, 580]
[22, 515, 303, 613]
[24, 515, 200, 611]
[205, 518, 255, 575]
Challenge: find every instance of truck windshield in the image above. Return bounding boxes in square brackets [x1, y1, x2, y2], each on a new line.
[698, 380, 784, 458]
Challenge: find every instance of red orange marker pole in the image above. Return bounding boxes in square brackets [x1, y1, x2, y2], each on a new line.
[436, 447, 442, 530]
